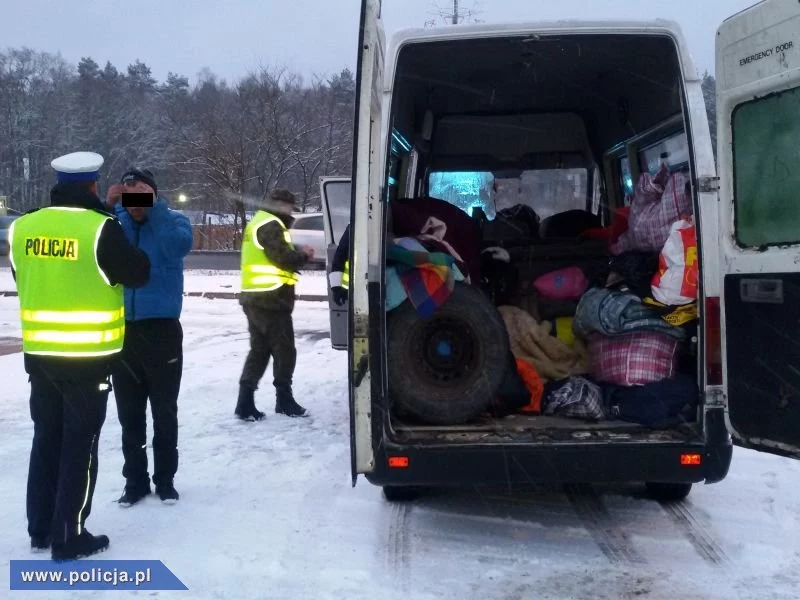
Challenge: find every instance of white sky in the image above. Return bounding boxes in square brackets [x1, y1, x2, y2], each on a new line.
[3, 0, 758, 83]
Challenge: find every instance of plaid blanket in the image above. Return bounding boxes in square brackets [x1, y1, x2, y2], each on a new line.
[389, 238, 457, 318]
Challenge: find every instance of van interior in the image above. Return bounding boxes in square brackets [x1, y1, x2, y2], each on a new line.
[380, 32, 703, 445]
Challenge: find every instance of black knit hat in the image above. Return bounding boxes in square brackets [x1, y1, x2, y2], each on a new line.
[121, 168, 157, 195]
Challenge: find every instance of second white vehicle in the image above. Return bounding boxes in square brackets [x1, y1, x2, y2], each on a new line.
[289, 212, 326, 265]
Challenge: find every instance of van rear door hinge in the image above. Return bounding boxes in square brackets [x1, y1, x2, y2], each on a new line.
[697, 176, 720, 193]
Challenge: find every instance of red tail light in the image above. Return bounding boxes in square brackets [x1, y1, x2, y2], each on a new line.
[388, 456, 409, 468]
[705, 297, 722, 386]
[681, 453, 702, 466]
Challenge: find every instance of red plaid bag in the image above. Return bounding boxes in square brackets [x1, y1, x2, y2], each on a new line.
[588, 331, 680, 386]
[611, 167, 692, 255]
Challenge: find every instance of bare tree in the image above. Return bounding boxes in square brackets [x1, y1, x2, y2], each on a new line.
[0, 48, 356, 246]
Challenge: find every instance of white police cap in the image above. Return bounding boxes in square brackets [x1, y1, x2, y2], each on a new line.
[51, 151, 104, 184]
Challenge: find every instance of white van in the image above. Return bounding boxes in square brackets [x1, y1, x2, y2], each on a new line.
[321, 0, 800, 502]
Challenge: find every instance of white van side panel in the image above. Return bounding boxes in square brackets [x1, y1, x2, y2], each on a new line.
[351, 0, 385, 477]
[684, 80, 720, 298]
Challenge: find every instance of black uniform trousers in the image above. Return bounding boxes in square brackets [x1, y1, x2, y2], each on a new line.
[27, 374, 109, 544]
[111, 319, 183, 493]
[239, 306, 296, 392]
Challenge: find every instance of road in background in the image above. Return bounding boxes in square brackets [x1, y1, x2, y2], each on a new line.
[1, 252, 324, 271]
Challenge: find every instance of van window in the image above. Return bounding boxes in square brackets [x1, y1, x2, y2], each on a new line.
[732, 85, 800, 247]
[428, 168, 588, 220]
[619, 156, 634, 203]
[639, 132, 689, 174]
[428, 171, 495, 217]
[519, 169, 588, 220]
[322, 181, 351, 243]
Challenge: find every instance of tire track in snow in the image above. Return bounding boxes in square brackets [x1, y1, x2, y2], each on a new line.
[660, 500, 730, 566]
[385, 503, 412, 591]
[564, 484, 647, 565]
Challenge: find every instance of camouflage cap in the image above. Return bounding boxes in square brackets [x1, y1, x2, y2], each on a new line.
[266, 188, 298, 215]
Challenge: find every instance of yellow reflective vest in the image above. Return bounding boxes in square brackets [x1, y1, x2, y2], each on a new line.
[10, 207, 125, 357]
[240, 211, 299, 292]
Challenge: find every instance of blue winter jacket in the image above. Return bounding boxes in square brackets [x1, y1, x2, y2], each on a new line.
[115, 197, 193, 321]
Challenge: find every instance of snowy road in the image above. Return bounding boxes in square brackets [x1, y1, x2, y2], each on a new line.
[1, 296, 800, 599]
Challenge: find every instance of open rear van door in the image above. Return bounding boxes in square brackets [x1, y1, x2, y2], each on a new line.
[717, 0, 800, 458]
[348, 0, 385, 484]
[320, 177, 352, 350]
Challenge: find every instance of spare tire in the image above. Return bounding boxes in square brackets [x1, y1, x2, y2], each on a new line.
[387, 282, 510, 425]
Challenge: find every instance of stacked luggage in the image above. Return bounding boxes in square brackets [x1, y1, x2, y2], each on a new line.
[495, 165, 700, 428]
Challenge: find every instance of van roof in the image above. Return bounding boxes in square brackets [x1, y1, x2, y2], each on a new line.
[386, 19, 699, 85]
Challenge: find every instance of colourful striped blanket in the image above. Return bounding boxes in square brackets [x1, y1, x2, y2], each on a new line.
[388, 238, 457, 318]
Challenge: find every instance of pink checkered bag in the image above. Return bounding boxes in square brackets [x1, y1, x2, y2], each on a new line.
[611, 167, 692, 255]
[588, 331, 680, 386]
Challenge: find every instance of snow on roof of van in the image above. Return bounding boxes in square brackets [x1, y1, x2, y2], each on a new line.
[385, 19, 699, 83]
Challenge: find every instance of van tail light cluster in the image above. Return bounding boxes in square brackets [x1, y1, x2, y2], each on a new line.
[388, 456, 409, 468]
[705, 297, 723, 386]
[681, 453, 702, 466]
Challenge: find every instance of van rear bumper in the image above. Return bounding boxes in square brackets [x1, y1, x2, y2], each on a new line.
[364, 438, 733, 488]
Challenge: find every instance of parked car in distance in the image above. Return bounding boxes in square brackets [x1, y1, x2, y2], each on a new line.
[289, 212, 326, 266]
[0, 215, 19, 256]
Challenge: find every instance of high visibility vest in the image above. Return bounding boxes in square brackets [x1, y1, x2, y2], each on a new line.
[240, 211, 300, 292]
[9, 207, 125, 357]
[342, 260, 350, 290]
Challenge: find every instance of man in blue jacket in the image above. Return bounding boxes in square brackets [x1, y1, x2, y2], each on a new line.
[106, 168, 193, 507]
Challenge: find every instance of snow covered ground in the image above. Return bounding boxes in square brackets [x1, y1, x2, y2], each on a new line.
[0, 267, 328, 297]
[2, 292, 800, 599]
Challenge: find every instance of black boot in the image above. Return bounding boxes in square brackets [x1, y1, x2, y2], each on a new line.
[275, 387, 308, 418]
[30, 535, 51, 553]
[117, 485, 151, 508]
[235, 385, 265, 421]
[156, 482, 180, 504]
[52, 531, 109, 561]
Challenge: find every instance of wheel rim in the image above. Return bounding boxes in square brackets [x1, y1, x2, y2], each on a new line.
[408, 315, 480, 387]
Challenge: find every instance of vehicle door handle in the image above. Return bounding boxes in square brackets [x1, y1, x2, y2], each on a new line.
[740, 278, 783, 304]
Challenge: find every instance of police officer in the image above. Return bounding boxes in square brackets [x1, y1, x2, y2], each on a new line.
[329, 223, 350, 307]
[9, 152, 150, 560]
[235, 189, 314, 420]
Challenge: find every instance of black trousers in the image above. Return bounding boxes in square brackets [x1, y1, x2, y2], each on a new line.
[239, 306, 296, 392]
[111, 319, 183, 492]
[27, 373, 109, 544]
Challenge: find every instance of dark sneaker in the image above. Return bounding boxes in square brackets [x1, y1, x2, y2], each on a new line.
[236, 407, 266, 422]
[52, 531, 109, 561]
[117, 487, 151, 508]
[30, 535, 51, 553]
[156, 483, 179, 505]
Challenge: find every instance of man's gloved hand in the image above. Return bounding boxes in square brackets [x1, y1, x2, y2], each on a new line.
[332, 286, 348, 306]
